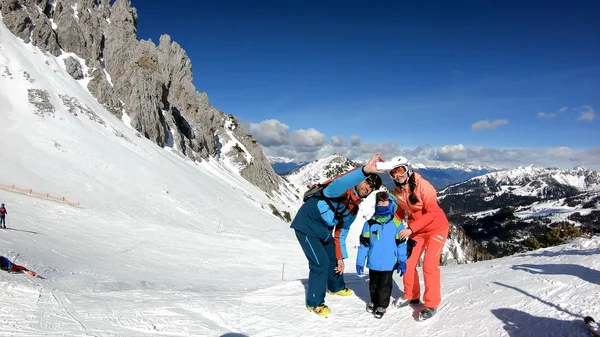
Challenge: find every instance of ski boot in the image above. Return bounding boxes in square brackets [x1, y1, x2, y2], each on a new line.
[307, 303, 331, 318]
[366, 301, 374, 313]
[394, 298, 421, 308]
[329, 287, 353, 296]
[374, 307, 386, 319]
[419, 307, 437, 321]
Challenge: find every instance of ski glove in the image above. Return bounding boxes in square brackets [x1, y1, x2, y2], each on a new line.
[356, 264, 364, 275]
[397, 261, 407, 276]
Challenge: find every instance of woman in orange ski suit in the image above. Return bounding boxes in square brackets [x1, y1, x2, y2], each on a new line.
[388, 156, 448, 318]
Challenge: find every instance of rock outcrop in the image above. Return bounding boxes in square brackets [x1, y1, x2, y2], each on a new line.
[0, 0, 283, 195]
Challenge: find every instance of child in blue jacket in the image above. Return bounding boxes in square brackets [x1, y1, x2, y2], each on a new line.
[356, 191, 408, 318]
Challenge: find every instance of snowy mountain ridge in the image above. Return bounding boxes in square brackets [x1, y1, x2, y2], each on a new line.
[271, 155, 500, 172]
[0, 3, 303, 219]
[0, 0, 295, 200]
[284, 153, 358, 192]
[412, 162, 500, 172]
[443, 165, 600, 197]
[439, 165, 600, 257]
[0, 11, 301, 222]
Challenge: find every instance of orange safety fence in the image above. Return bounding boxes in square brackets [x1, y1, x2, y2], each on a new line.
[0, 183, 80, 207]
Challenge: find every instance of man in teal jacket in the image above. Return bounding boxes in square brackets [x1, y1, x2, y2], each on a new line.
[291, 153, 384, 318]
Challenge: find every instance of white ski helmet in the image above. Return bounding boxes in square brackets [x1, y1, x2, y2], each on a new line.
[388, 155, 412, 178]
[389, 156, 411, 169]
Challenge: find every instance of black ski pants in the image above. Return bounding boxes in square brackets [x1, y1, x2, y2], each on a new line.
[369, 269, 394, 309]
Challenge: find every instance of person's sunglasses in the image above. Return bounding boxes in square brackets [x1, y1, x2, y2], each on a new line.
[366, 178, 378, 189]
[390, 165, 408, 180]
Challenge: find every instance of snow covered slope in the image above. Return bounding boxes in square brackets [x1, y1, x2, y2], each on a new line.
[1, 13, 600, 337]
[2, 189, 599, 337]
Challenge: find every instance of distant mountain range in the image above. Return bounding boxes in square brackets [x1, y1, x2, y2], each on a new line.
[271, 156, 497, 190]
[438, 165, 600, 256]
[381, 166, 496, 191]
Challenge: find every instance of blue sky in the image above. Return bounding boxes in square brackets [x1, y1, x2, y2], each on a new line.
[134, 0, 600, 168]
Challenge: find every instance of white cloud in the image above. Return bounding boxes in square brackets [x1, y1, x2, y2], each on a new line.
[290, 128, 327, 147]
[538, 106, 567, 119]
[261, 141, 600, 170]
[437, 144, 468, 161]
[578, 105, 595, 121]
[331, 136, 347, 146]
[537, 112, 557, 119]
[249, 117, 598, 169]
[471, 119, 508, 131]
[461, 146, 596, 168]
[247, 119, 290, 147]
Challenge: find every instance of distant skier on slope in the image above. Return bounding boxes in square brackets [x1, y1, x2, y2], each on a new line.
[0, 256, 38, 277]
[0, 203, 7, 228]
[356, 191, 410, 319]
[291, 153, 384, 318]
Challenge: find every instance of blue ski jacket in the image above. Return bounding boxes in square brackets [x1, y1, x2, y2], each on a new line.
[0, 256, 13, 271]
[290, 168, 369, 259]
[356, 195, 408, 271]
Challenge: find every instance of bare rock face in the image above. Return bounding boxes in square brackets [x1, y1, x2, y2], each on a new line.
[232, 123, 281, 194]
[87, 66, 123, 117]
[31, 13, 60, 55]
[63, 56, 83, 79]
[0, 1, 34, 43]
[0, 0, 284, 195]
[443, 223, 494, 265]
[52, 0, 108, 60]
[0, 0, 60, 55]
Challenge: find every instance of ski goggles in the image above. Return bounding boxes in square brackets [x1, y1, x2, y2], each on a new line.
[376, 191, 389, 202]
[390, 165, 409, 179]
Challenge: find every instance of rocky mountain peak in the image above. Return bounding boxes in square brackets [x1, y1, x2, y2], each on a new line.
[0, 0, 284, 196]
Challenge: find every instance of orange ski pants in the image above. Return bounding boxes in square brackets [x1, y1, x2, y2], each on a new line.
[402, 231, 447, 309]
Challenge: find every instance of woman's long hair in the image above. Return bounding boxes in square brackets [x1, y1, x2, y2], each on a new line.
[408, 173, 419, 205]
